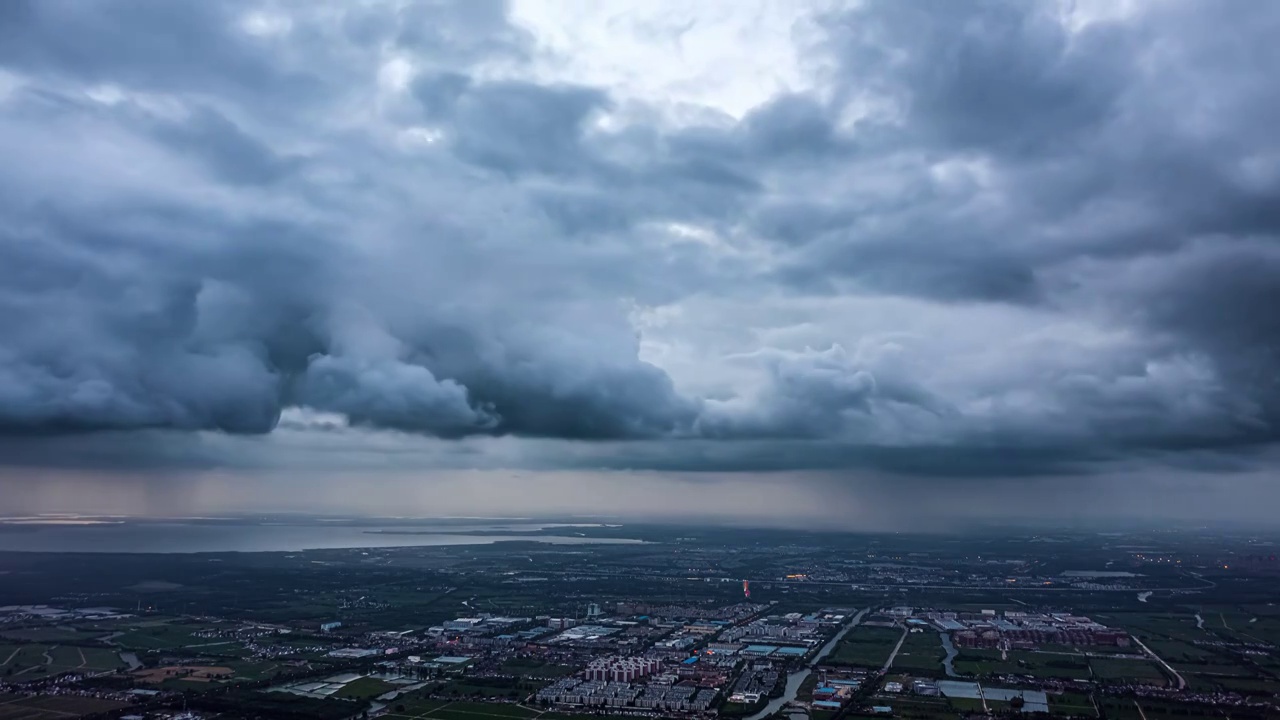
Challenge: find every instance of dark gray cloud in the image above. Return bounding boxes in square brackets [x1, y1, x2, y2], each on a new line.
[0, 0, 1278, 480]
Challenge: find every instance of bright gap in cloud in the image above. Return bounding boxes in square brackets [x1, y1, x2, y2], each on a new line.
[508, 0, 821, 119]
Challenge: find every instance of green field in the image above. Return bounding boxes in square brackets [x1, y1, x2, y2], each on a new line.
[0, 693, 128, 720]
[199, 689, 360, 720]
[0, 628, 105, 644]
[336, 676, 399, 700]
[874, 696, 963, 720]
[827, 626, 903, 668]
[1088, 657, 1167, 683]
[1103, 613, 1205, 644]
[113, 622, 228, 651]
[382, 700, 642, 720]
[223, 659, 287, 681]
[951, 649, 1091, 680]
[1, 643, 125, 681]
[385, 701, 541, 720]
[1106, 611, 1266, 685]
[891, 630, 945, 674]
[1047, 691, 1097, 717]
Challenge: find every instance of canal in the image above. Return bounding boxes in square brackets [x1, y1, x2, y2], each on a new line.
[745, 607, 868, 720]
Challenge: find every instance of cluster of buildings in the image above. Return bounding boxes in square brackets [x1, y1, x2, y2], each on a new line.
[615, 602, 761, 621]
[423, 614, 549, 651]
[549, 624, 622, 645]
[923, 610, 1130, 649]
[727, 660, 779, 703]
[583, 656, 662, 682]
[438, 616, 531, 634]
[536, 677, 718, 712]
[327, 647, 384, 659]
[332, 600, 848, 718]
[877, 606, 1131, 649]
[181, 621, 343, 661]
[804, 668, 867, 711]
[811, 678, 861, 710]
[720, 611, 843, 649]
[524, 601, 802, 716]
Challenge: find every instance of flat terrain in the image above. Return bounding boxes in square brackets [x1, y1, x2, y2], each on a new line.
[384, 701, 637, 720]
[0, 694, 128, 720]
[334, 676, 398, 700]
[891, 630, 946, 674]
[827, 626, 903, 668]
[132, 665, 234, 684]
[0, 644, 124, 682]
[4, 523, 1280, 719]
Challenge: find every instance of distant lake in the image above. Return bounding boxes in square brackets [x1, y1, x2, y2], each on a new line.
[0, 519, 642, 553]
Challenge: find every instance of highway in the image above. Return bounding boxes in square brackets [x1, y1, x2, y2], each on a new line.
[536, 569, 1214, 593]
[1131, 636, 1186, 691]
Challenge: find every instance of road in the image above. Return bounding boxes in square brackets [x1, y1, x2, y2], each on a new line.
[1131, 636, 1186, 691]
[880, 626, 909, 673]
[534, 570, 1213, 593]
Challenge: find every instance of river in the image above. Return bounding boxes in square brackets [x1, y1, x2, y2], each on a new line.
[745, 608, 868, 720]
[939, 632, 959, 677]
[0, 520, 642, 553]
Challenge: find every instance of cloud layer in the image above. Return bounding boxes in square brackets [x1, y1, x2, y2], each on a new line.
[1, 0, 1278, 478]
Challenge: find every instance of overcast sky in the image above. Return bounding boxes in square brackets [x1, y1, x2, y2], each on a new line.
[2, 0, 1279, 524]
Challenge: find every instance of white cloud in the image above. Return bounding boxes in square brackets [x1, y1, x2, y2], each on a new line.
[508, 0, 824, 119]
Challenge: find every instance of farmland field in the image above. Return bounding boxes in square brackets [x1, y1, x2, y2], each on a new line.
[383, 701, 638, 720]
[891, 630, 945, 674]
[1, 644, 125, 681]
[0, 694, 128, 720]
[951, 649, 1091, 680]
[1088, 657, 1167, 683]
[826, 626, 903, 668]
[335, 676, 398, 699]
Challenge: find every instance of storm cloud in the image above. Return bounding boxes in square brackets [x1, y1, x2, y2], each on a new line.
[1, 0, 1278, 479]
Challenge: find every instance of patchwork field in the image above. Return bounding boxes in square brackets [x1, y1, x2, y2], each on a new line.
[383, 700, 636, 720]
[827, 626, 903, 668]
[951, 648, 1091, 681]
[891, 630, 946, 674]
[335, 676, 399, 700]
[133, 665, 235, 684]
[0, 693, 128, 720]
[0, 628, 105, 644]
[1104, 611, 1280, 694]
[0, 644, 125, 682]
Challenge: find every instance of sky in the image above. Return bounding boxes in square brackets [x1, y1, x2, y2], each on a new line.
[1, 0, 1279, 525]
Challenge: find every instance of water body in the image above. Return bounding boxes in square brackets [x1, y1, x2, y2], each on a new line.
[118, 652, 142, 671]
[0, 520, 641, 553]
[746, 608, 868, 720]
[939, 632, 959, 677]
